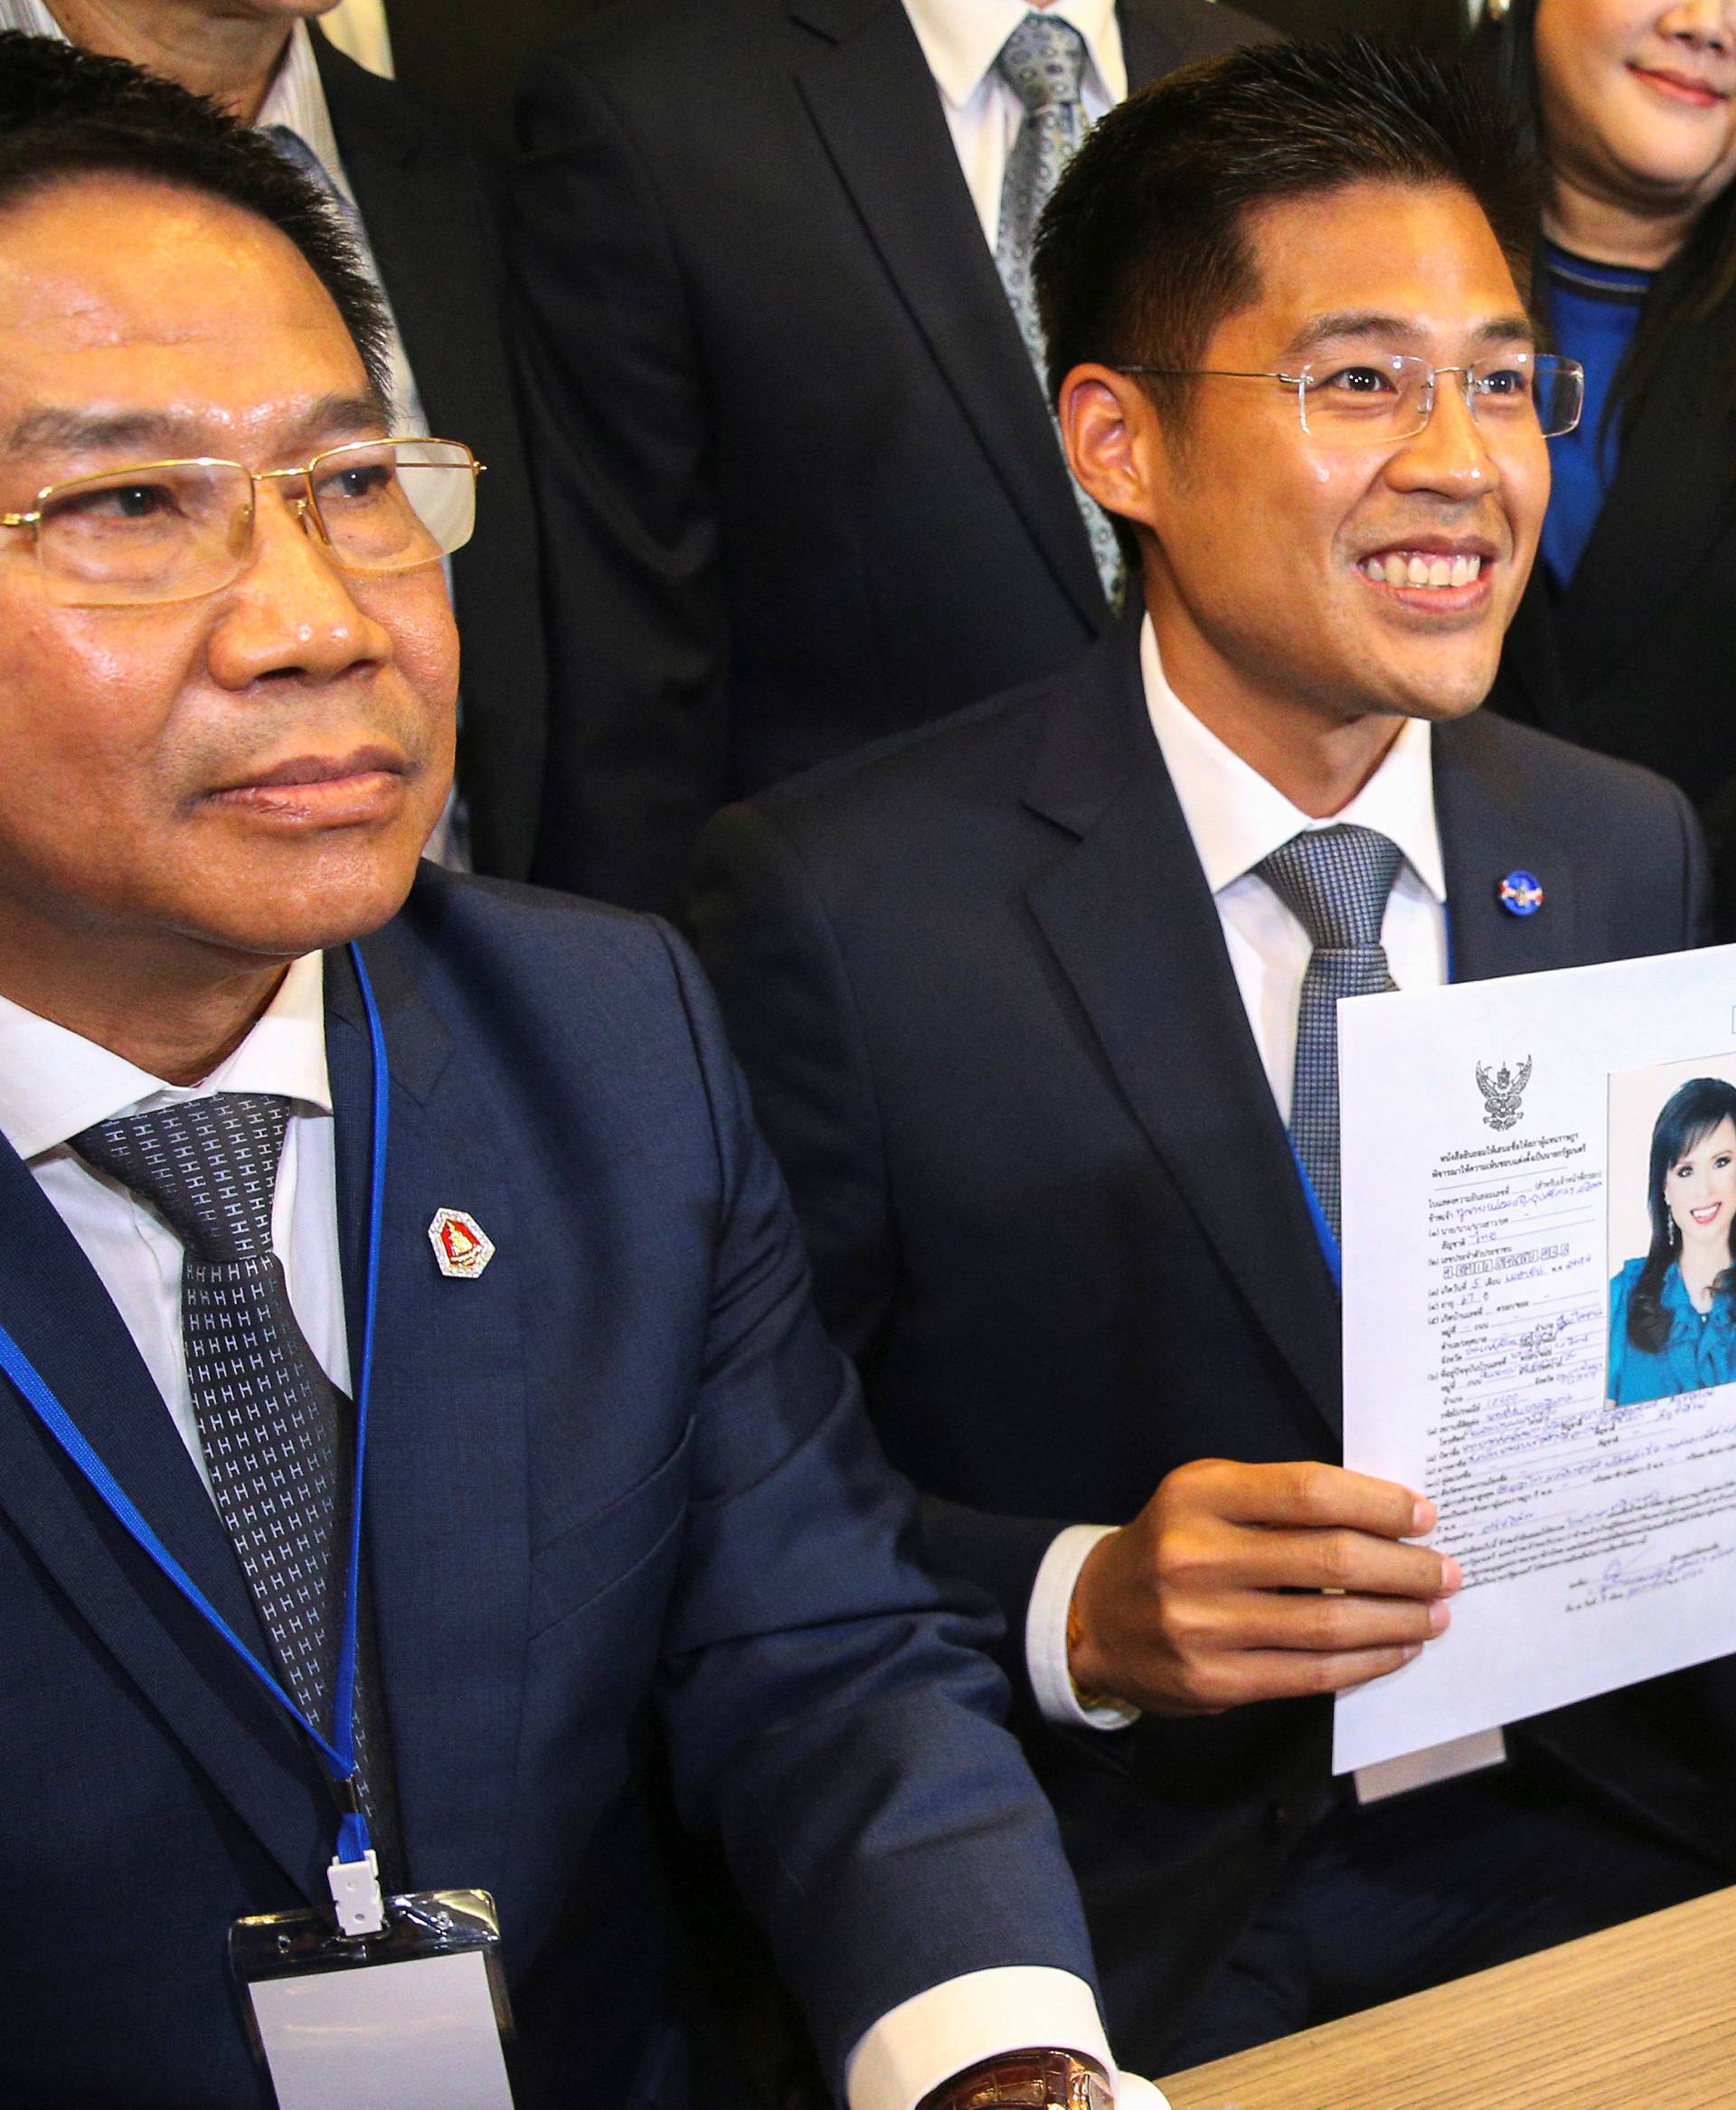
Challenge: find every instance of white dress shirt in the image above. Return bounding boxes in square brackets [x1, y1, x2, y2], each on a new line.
[1024, 619, 1450, 1730]
[901, 0, 1126, 248]
[0, 964, 1142, 2105]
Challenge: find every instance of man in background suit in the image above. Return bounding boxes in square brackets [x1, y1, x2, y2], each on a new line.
[694, 42, 1735, 2076]
[2, 0, 548, 880]
[0, 41, 1138, 2106]
[510, 0, 1274, 914]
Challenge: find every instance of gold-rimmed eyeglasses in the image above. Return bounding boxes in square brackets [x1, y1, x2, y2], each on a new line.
[0, 436, 486, 608]
[1114, 353, 1585, 445]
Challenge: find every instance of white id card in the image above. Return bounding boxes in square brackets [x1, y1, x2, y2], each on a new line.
[231, 1889, 515, 2110]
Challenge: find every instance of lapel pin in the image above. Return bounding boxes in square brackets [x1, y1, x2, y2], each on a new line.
[1497, 870, 1544, 918]
[429, 1207, 495, 1280]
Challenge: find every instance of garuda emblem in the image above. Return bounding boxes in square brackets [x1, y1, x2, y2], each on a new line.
[1476, 1056, 1533, 1132]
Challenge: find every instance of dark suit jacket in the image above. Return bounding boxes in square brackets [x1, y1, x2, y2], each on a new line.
[508, 0, 1274, 914]
[0, 871, 1095, 2106]
[1487, 295, 1736, 937]
[691, 626, 1736, 2070]
[317, 36, 548, 879]
[1234, 0, 1467, 48]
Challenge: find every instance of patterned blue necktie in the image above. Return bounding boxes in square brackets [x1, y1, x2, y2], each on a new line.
[994, 13, 1125, 606]
[1255, 825, 1404, 1243]
[72, 1093, 401, 1872]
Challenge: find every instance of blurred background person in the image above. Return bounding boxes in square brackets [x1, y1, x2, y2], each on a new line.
[1479, 0, 1736, 928]
[509, 0, 1277, 917]
[0, 0, 550, 882]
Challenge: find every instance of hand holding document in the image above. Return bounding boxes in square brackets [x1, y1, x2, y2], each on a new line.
[1333, 943, 1736, 1774]
[1069, 1460, 1453, 1717]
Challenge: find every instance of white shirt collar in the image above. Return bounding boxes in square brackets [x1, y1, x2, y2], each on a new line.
[1139, 616, 1448, 905]
[0, 7, 345, 190]
[901, 0, 1125, 110]
[0, 953, 332, 1163]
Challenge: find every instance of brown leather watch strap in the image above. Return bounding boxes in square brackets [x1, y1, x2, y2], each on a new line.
[917, 2049, 1113, 2110]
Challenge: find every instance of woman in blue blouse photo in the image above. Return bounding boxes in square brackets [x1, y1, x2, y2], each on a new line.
[1609, 1077, 1736, 1405]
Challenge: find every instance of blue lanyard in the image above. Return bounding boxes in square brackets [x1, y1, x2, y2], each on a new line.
[1294, 911, 1455, 1293]
[0, 941, 390, 1867]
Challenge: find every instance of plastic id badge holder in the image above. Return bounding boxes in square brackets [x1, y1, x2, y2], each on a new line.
[231, 1888, 516, 2109]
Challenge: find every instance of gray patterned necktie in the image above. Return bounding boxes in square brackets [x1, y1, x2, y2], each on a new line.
[1254, 825, 1404, 1243]
[71, 1093, 400, 1871]
[993, 13, 1124, 606]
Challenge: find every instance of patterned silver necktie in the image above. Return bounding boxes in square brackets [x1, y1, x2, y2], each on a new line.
[1254, 825, 1404, 1243]
[993, 13, 1125, 606]
[72, 1093, 400, 1871]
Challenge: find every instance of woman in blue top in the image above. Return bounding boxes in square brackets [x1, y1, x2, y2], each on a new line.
[1477, 0, 1736, 929]
[1609, 1077, 1736, 1405]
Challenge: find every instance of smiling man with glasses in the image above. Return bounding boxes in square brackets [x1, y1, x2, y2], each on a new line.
[693, 37, 1735, 2078]
[0, 38, 1142, 2110]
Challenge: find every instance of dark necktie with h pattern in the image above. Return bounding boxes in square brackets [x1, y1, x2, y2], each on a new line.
[1254, 824, 1404, 1244]
[71, 1093, 400, 1870]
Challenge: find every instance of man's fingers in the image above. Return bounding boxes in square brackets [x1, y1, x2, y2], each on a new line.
[1194, 1458, 1437, 1540]
[1210, 1587, 1450, 1654]
[1228, 1525, 1460, 1600]
[1194, 1642, 1427, 1710]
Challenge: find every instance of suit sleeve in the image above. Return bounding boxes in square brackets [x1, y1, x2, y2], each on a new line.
[643, 920, 1100, 2091]
[692, 800, 1080, 1686]
[509, 50, 728, 914]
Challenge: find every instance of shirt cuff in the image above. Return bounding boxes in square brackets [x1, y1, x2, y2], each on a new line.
[844, 1966, 1169, 2110]
[1026, 1524, 1140, 1730]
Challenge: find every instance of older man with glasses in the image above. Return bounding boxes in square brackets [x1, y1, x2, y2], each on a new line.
[693, 37, 1736, 2081]
[0, 0, 549, 882]
[0, 40, 1148, 2110]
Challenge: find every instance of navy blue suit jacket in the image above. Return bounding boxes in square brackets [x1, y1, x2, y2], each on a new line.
[0, 871, 1095, 2105]
[691, 625, 1736, 2069]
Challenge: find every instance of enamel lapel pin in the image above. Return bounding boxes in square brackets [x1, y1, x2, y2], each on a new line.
[429, 1207, 495, 1280]
[1497, 870, 1544, 918]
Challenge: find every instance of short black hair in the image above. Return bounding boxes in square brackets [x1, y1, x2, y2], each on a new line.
[1035, 38, 1544, 416]
[0, 31, 390, 401]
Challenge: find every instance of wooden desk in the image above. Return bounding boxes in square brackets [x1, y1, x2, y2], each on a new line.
[1158, 1883, 1736, 2107]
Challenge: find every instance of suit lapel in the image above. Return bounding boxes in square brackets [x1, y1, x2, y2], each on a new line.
[0, 1144, 331, 1896]
[327, 936, 531, 1888]
[1118, 0, 1242, 83]
[313, 39, 460, 429]
[1435, 714, 1584, 984]
[789, 0, 1109, 630]
[1022, 636, 1344, 1438]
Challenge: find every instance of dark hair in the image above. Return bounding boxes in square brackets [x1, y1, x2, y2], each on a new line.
[1035, 39, 1544, 434]
[0, 31, 390, 400]
[1471, 0, 1736, 453]
[1626, 1076, 1736, 1352]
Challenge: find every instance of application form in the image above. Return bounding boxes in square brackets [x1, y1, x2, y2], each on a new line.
[1334, 943, 1736, 1772]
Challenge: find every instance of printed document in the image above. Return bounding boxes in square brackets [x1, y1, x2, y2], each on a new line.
[1334, 943, 1736, 1772]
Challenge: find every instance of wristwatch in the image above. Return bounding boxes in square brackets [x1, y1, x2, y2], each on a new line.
[918, 2049, 1115, 2110]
